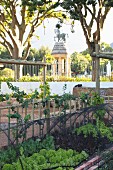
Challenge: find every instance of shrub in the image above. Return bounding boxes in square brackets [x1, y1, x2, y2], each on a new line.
[0, 68, 14, 78]
[75, 77, 91, 82]
[0, 76, 14, 82]
[100, 76, 110, 82]
[0, 74, 112, 82]
[57, 76, 76, 82]
[46, 76, 55, 81]
[19, 75, 43, 82]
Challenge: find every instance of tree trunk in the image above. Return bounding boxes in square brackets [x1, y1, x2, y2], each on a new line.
[14, 65, 21, 81]
[13, 45, 24, 81]
[14, 65, 24, 81]
[88, 42, 97, 82]
[92, 57, 96, 81]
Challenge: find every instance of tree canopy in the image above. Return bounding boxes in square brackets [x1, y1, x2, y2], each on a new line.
[0, 0, 63, 60]
[71, 51, 91, 75]
[0, 0, 65, 79]
[61, 0, 112, 80]
[61, 0, 111, 52]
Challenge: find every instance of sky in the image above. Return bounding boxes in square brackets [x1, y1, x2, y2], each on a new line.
[31, 8, 113, 55]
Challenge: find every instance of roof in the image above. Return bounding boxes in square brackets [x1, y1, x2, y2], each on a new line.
[51, 42, 68, 55]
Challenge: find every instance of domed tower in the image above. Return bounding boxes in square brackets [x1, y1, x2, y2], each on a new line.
[51, 28, 71, 77]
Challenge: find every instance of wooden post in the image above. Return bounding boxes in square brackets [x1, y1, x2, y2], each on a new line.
[8, 108, 11, 146]
[43, 56, 46, 98]
[43, 56, 46, 83]
[95, 44, 100, 95]
[16, 106, 19, 145]
[31, 99, 35, 138]
[46, 100, 50, 133]
[74, 99, 77, 112]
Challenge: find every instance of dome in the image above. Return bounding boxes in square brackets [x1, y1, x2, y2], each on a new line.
[51, 42, 68, 55]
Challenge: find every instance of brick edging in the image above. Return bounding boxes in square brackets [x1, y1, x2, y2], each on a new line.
[75, 156, 100, 170]
[75, 147, 113, 170]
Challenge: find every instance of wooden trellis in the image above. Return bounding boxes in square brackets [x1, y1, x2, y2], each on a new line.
[92, 44, 113, 94]
[0, 58, 49, 82]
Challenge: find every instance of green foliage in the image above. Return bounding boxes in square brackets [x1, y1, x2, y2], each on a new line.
[2, 148, 88, 170]
[80, 91, 104, 106]
[80, 92, 105, 120]
[2, 164, 14, 170]
[56, 76, 76, 82]
[100, 76, 110, 82]
[61, 0, 110, 52]
[100, 42, 113, 52]
[0, 94, 7, 102]
[25, 46, 52, 63]
[0, 74, 112, 82]
[39, 82, 50, 99]
[53, 92, 75, 115]
[0, 147, 17, 169]
[0, 76, 14, 82]
[75, 77, 91, 82]
[91, 92, 104, 105]
[7, 112, 21, 119]
[6, 81, 39, 105]
[80, 92, 90, 104]
[0, 45, 11, 59]
[105, 0, 113, 7]
[0, 135, 55, 169]
[19, 75, 40, 82]
[97, 120, 113, 141]
[24, 114, 31, 123]
[19, 75, 76, 82]
[74, 123, 98, 138]
[0, 0, 64, 81]
[76, 92, 113, 142]
[0, 68, 14, 78]
[71, 52, 90, 74]
[46, 76, 55, 81]
[74, 121, 113, 141]
[90, 92, 105, 120]
[101, 150, 113, 169]
[7, 81, 27, 103]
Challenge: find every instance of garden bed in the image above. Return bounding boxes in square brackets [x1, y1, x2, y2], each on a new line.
[51, 127, 113, 156]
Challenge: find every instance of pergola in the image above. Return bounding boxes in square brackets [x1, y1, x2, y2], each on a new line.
[0, 58, 48, 82]
[93, 44, 113, 94]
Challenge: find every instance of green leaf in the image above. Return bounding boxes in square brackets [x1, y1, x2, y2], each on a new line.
[24, 114, 31, 123]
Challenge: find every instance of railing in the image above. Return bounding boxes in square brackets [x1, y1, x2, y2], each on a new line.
[0, 96, 113, 148]
[103, 95, 113, 103]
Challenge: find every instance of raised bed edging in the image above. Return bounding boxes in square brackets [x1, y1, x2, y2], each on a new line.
[75, 156, 100, 170]
[73, 87, 113, 97]
[75, 147, 113, 170]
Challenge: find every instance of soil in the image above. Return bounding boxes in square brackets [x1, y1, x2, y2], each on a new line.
[51, 128, 113, 156]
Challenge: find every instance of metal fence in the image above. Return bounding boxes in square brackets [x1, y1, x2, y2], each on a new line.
[0, 97, 85, 148]
[0, 96, 113, 149]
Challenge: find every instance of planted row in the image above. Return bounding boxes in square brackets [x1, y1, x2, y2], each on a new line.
[0, 135, 55, 169]
[2, 148, 88, 170]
